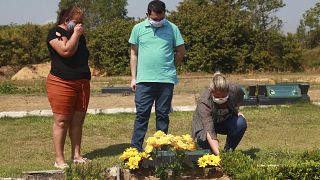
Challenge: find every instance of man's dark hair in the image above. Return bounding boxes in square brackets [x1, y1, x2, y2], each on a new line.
[147, 0, 166, 15]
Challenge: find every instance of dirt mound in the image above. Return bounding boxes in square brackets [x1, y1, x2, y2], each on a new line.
[11, 62, 51, 80]
[0, 65, 19, 79]
[11, 62, 101, 80]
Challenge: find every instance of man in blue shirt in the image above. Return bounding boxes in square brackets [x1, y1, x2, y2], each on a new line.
[129, 0, 186, 151]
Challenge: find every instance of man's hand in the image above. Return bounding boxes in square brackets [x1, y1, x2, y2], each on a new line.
[174, 44, 186, 66]
[238, 112, 245, 118]
[131, 79, 136, 92]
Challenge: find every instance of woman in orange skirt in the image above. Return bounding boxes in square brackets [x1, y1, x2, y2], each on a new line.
[46, 5, 91, 169]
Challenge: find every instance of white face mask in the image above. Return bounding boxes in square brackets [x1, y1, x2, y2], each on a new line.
[149, 18, 167, 28]
[212, 95, 228, 104]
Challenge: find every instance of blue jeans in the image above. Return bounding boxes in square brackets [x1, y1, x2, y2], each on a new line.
[131, 82, 174, 151]
[197, 115, 247, 151]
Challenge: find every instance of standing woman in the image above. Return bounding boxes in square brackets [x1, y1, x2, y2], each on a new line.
[46, 5, 91, 169]
[192, 72, 247, 155]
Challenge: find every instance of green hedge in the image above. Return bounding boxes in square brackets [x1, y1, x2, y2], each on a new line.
[87, 18, 135, 75]
[221, 150, 320, 179]
[0, 1, 304, 74]
[0, 23, 52, 67]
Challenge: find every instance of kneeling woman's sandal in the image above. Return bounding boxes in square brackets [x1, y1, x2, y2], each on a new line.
[54, 162, 69, 169]
[73, 157, 91, 163]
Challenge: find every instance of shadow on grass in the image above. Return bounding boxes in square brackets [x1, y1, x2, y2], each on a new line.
[84, 143, 131, 159]
[241, 147, 261, 159]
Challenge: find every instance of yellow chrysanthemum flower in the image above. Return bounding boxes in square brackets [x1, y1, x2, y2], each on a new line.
[197, 154, 221, 168]
[182, 134, 192, 141]
[145, 145, 154, 153]
[156, 136, 171, 146]
[119, 147, 139, 160]
[153, 130, 166, 138]
[140, 152, 150, 159]
[208, 155, 221, 166]
[126, 155, 142, 170]
[177, 141, 188, 150]
[146, 137, 157, 145]
[198, 156, 208, 168]
[187, 143, 196, 151]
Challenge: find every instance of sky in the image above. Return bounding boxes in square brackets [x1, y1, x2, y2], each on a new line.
[0, 0, 318, 33]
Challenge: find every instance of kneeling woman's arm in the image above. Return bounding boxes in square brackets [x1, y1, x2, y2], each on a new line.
[207, 132, 220, 155]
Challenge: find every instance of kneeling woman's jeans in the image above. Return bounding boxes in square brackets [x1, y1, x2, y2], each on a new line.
[197, 115, 247, 151]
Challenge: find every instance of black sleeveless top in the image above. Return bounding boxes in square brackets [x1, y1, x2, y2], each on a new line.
[47, 26, 91, 80]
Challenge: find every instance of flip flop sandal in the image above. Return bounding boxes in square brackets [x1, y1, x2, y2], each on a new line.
[73, 157, 91, 163]
[54, 162, 69, 169]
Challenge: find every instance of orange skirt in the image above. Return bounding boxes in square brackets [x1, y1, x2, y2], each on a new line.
[46, 73, 90, 115]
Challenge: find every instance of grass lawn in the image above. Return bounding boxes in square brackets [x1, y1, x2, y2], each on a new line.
[0, 103, 320, 177]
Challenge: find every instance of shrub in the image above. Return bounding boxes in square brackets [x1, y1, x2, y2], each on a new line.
[88, 18, 135, 75]
[0, 81, 18, 94]
[276, 161, 320, 179]
[65, 162, 105, 180]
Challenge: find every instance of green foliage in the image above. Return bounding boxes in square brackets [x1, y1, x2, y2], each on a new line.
[276, 161, 320, 179]
[169, 0, 302, 73]
[0, 0, 305, 74]
[300, 149, 320, 162]
[170, 1, 252, 72]
[154, 150, 187, 180]
[301, 45, 320, 70]
[0, 23, 51, 66]
[88, 18, 135, 75]
[0, 81, 18, 94]
[58, 0, 128, 29]
[0, 80, 46, 95]
[297, 2, 320, 48]
[220, 151, 268, 179]
[65, 162, 105, 179]
[242, 0, 285, 31]
[221, 150, 320, 179]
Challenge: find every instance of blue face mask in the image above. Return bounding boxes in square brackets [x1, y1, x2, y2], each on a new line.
[67, 21, 76, 31]
[149, 18, 167, 28]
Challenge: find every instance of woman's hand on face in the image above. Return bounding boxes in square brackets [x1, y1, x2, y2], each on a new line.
[73, 23, 84, 36]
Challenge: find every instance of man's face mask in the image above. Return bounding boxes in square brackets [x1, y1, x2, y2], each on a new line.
[67, 20, 76, 31]
[149, 18, 166, 28]
[212, 95, 229, 104]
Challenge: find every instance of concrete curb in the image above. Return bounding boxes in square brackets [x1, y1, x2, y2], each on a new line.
[0, 106, 197, 118]
[0, 103, 319, 118]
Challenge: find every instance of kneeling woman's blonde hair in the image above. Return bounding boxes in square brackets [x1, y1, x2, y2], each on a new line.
[209, 71, 229, 92]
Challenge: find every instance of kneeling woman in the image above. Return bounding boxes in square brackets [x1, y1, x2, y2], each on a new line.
[192, 72, 247, 155]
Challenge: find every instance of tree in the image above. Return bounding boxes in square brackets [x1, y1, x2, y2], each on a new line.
[170, 0, 255, 72]
[87, 18, 135, 75]
[57, 0, 128, 29]
[169, 0, 302, 72]
[297, 2, 320, 48]
[0, 24, 51, 66]
[241, 0, 284, 31]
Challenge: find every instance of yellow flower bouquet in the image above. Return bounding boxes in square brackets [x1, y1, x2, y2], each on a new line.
[145, 130, 196, 154]
[119, 131, 197, 177]
[120, 131, 221, 179]
[144, 131, 197, 179]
